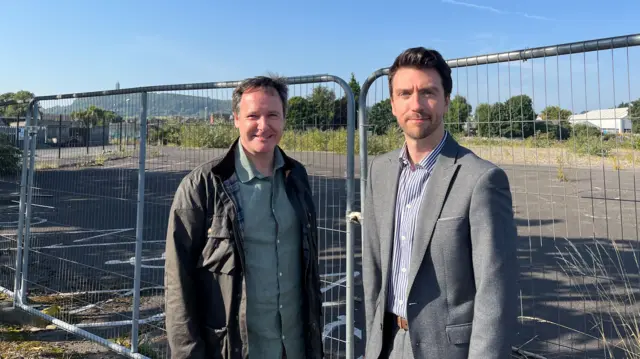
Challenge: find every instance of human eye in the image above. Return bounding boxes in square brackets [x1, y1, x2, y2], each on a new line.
[420, 88, 435, 97]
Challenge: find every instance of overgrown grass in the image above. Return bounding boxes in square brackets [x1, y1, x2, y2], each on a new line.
[542, 238, 640, 358]
[144, 123, 640, 169]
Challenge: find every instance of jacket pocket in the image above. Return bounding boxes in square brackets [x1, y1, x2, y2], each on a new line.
[201, 216, 236, 274]
[445, 322, 472, 345]
[204, 325, 227, 358]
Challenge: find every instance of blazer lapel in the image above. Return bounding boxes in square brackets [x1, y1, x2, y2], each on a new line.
[378, 154, 402, 292]
[407, 135, 460, 292]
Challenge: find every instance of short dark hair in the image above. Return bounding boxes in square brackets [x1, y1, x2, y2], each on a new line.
[388, 47, 452, 98]
[232, 74, 288, 118]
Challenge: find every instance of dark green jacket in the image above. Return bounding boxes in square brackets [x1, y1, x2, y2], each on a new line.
[164, 138, 324, 359]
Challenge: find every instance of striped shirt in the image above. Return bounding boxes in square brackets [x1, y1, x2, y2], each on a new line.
[387, 131, 448, 317]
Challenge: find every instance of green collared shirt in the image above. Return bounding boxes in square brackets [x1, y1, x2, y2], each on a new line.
[234, 142, 305, 359]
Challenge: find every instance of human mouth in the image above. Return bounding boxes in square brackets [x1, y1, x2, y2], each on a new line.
[253, 134, 273, 141]
[408, 116, 430, 122]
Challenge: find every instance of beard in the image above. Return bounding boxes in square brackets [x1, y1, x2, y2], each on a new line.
[401, 113, 441, 140]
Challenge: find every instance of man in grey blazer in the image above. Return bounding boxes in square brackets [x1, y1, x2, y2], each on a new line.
[361, 47, 518, 359]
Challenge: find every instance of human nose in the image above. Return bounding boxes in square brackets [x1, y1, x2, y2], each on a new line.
[409, 92, 423, 111]
[256, 116, 267, 130]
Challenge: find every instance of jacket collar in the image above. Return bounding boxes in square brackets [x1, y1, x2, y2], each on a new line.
[212, 136, 297, 180]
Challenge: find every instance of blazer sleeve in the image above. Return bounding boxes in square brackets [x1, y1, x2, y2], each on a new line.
[468, 166, 518, 359]
[164, 176, 208, 359]
[362, 157, 382, 343]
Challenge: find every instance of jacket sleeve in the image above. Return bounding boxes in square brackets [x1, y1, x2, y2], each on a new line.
[468, 166, 518, 359]
[362, 158, 381, 344]
[165, 176, 208, 359]
[299, 165, 323, 308]
[297, 164, 325, 358]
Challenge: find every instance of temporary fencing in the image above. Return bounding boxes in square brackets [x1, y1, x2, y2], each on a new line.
[0, 101, 29, 302]
[0, 75, 357, 359]
[359, 33, 640, 359]
[3, 32, 640, 359]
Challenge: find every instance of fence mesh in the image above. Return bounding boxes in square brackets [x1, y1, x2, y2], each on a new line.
[360, 35, 640, 359]
[8, 77, 357, 358]
[17, 94, 147, 352]
[5, 33, 639, 359]
[0, 106, 24, 300]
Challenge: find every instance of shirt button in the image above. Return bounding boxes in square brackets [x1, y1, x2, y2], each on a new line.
[279, 272, 283, 276]
[401, 236, 406, 241]
[399, 300, 404, 304]
[282, 335, 286, 340]
[280, 305, 283, 309]
[401, 268, 406, 273]
[406, 204, 411, 209]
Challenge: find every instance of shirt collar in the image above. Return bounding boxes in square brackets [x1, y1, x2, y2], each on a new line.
[235, 141, 285, 183]
[398, 130, 448, 172]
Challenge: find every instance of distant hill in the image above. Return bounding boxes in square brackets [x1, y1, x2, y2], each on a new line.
[42, 93, 232, 118]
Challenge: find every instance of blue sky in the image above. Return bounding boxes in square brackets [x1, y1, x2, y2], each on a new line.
[1, 0, 639, 114]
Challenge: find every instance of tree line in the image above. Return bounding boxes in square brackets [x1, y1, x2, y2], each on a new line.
[368, 94, 640, 138]
[3, 75, 640, 139]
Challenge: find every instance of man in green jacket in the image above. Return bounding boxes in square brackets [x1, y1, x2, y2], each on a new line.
[164, 75, 324, 359]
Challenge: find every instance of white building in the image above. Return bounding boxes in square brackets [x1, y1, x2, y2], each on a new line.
[568, 107, 631, 134]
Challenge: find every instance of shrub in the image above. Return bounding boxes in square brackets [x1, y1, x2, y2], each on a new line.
[179, 123, 237, 148]
[150, 121, 637, 161]
[571, 123, 601, 138]
[0, 133, 22, 176]
[523, 130, 559, 148]
[149, 122, 182, 145]
[566, 135, 611, 157]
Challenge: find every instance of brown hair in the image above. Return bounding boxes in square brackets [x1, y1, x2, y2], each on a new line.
[232, 74, 288, 118]
[388, 47, 452, 97]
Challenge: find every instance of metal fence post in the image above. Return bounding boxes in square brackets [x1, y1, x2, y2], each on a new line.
[19, 102, 39, 304]
[58, 114, 62, 159]
[131, 92, 148, 354]
[358, 69, 387, 207]
[13, 104, 33, 306]
[15, 116, 19, 147]
[342, 78, 356, 359]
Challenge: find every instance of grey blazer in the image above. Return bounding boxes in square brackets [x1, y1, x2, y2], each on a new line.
[361, 134, 518, 359]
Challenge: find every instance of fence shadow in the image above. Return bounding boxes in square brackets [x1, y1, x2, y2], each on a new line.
[515, 229, 640, 359]
[2, 157, 361, 357]
[7, 153, 640, 359]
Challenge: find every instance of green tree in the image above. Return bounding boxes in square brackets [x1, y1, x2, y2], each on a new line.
[629, 99, 640, 133]
[309, 86, 336, 129]
[539, 105, 572, 121]
[503, 95, 536, 138]
[475, 95, 536, 138]
[286, 96, 312, 129]
[348, 73, 360, 108]
[444, 95, 472, 133]
[473, 103, 492, 137]
[368, 99, 396, 135]
[538, 106, 572, 139]
[0, 91, 35, 118]
[332, 97, 349, 126]
[71, 105, 116, 128]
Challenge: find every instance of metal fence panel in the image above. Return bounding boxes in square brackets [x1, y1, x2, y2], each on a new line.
[0, 106, 27, 302]
[358, 33, 640, 359]
[5, 75, 356, 358]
